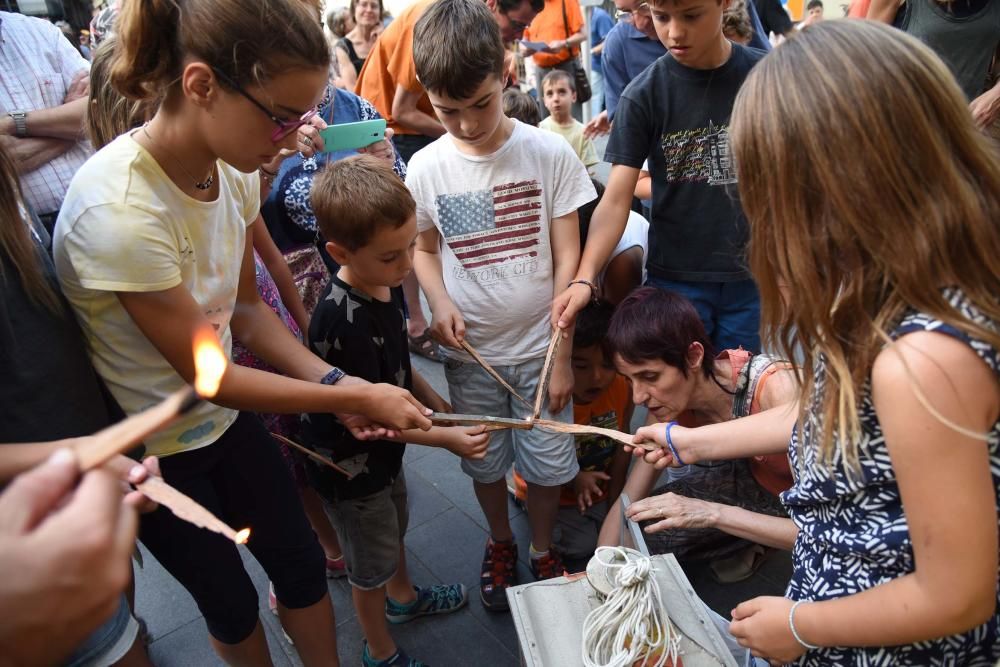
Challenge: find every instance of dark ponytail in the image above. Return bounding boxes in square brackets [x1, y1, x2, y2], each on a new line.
[110, 0, 181, 100]
[111, 0, 330, 101]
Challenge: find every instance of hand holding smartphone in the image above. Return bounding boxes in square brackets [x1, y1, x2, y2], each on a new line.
[318, 119, 388, 153]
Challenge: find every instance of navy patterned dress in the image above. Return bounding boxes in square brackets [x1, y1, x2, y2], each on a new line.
[782, 289, 1000, 666]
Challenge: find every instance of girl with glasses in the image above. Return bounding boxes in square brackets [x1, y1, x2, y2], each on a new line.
[52, 0, 432, 664]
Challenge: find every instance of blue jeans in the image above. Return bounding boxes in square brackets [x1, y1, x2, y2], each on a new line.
[646, 277, 761, 353]
[590, 67, 605, 117]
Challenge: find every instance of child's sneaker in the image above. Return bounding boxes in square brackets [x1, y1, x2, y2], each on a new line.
[326, 555, 347, 579]
[480, 537, 518, 611]
[529, 549, 564, 581]
[386, 584, 468, 624]
[362, 640, 427, 667]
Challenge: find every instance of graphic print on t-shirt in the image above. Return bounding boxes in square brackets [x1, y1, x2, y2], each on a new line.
[660, 120, 736, 186]
[576, 408, 619, 472]
[436, 180, 543, 282]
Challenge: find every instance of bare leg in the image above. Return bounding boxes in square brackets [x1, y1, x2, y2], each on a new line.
[353, 586, 396, 661]
[403, 274, 428, 337]
[277, 593, 340, 667]
[474, 479, 513, 542]
[209, 620, 274, 667]
[300, 487, 343, 560]
[525, 482, 561, 552]
[385, 546, 418, 604]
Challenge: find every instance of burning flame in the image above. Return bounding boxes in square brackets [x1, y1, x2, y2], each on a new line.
[235, 528, 251, 545]
[193, 329, 227, 398]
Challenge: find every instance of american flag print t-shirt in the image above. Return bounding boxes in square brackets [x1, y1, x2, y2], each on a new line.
[437, 180, 543, 271]
[407, 120, 596, 365]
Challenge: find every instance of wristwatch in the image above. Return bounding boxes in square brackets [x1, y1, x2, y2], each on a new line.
[7, 111, 27, 137]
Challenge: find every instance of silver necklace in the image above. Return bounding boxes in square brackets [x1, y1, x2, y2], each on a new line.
[141, 124, 215, 190]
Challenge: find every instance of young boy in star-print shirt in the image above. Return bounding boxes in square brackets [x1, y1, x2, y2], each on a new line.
[405, 0, 596, 611]
[302, 155, 490, 667]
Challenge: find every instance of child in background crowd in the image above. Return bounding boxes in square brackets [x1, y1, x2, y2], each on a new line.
[502, 87, 542, 126]
[577, 179, 648, 305]
[723, 0, 755, 44]
[407, 0, 596, 610]
[539, 70, 599, 174]
[512, 301, 633, 567]
[554, 0, 767, 353]
[304, 155, 487, 667]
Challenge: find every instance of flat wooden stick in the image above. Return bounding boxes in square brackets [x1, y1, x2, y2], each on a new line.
[105, 457, 248, 545]
[135, 476, 250, 544]
[270, 432, 353, 478]
[533, 419, 665, 452]
[75, 387, 199, 471]
[459, 340, 533, 408]
[532, 328, 562, 420]
[430, 412, 534, 430]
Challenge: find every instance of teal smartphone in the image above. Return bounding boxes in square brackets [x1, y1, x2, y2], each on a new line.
[318, 119, 387, 153]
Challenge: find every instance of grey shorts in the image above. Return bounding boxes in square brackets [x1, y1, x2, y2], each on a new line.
[554, 499, 610, 560]
[444, 356, 579, 487]
[322, 473, 409, 590]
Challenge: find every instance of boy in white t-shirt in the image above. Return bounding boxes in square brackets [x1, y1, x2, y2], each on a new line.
[539, 70, 600, 174]
[407, 0, 596, 611]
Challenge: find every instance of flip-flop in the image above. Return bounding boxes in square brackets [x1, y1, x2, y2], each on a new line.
[408, 328, 442, 362]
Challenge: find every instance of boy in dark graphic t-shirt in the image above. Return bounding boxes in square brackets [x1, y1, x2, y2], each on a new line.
[556, 0, 767, 353]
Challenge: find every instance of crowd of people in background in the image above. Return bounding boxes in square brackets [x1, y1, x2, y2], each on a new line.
[1, 0, 999, 666]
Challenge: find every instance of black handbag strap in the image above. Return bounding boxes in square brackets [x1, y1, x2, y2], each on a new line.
[560, 0, 579, 60]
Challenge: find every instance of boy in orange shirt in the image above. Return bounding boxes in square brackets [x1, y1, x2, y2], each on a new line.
[513, 301, 633, 564]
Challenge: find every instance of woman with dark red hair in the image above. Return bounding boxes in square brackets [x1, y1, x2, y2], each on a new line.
[598, 287, 798, 581]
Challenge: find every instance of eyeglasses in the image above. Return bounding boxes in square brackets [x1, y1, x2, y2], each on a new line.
[615, 2, 651, 23]
[212, 68, 318, 142]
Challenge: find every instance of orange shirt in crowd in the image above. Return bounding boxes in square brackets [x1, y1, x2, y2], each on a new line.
[523, 0, 584, 68]
[355, 0, 436, 135]
[513, 374, 631, 507]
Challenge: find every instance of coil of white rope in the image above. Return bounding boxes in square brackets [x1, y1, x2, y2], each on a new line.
[581, 546, 682, 667]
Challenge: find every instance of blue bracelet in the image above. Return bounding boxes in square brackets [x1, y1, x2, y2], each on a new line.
[664, 421, 686, 466]
[320, 367, 345, 385]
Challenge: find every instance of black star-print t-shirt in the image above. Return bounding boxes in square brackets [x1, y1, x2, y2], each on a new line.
[301, 273, 411, 501]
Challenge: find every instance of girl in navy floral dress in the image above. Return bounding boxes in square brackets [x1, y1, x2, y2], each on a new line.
[631, 20, 1000, 666]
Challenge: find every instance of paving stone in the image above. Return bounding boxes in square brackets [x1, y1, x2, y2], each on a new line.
[133, 544, 202, 642]
[403, 466, 454, 530]
[146, 617, 292, 667]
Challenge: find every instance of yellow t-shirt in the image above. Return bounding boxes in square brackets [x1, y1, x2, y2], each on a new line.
[539, 116, 599, 169]
[53, 133, 259, 457]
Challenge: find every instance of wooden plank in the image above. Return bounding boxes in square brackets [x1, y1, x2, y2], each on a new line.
[532, 328, 562, 420]
[430, 412, 534, 430]
[533, 419, 664, 452]
[460, 340, 533, 408]
[270, 432, 354, 478]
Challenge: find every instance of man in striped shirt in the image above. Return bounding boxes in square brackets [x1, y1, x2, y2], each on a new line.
[0, 11, 91, 232]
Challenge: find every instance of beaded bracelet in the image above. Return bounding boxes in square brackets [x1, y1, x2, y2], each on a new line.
[664, 420, 686, 465]
[789, 600, 820, 650]
[567, 278, 600, 303]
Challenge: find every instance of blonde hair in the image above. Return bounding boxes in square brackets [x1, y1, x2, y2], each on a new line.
[731, 20, 1000, 471]
[87, 39, 153, 149]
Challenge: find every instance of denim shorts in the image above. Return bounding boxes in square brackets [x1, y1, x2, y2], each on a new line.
[64, 594, 137, 667]
[444, 356, 579, 487]
[322, 472, 409, 590]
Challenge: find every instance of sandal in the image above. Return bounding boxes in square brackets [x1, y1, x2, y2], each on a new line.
[408, 328, 442, 362]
